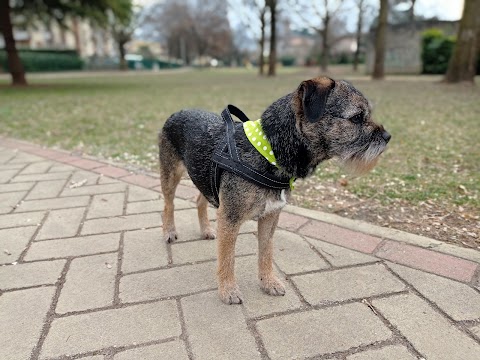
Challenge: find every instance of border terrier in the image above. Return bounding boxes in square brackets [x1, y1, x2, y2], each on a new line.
[159, 76, 391, 304]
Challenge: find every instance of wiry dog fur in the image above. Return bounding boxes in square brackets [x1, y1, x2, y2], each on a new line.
[159, 76, 391, 304]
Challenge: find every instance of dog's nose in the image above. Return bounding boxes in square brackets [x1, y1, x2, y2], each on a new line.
[382, 130, 391, 143]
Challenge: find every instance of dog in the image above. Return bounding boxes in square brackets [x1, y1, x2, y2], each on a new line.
[158, 76, 391, 304]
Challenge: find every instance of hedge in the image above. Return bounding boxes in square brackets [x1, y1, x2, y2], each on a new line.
[0, 49, 84, 72]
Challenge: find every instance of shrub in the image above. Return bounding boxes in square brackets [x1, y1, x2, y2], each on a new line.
[280, 55, 295, 66]
[421, 28, 455, 74]
[0, 49, 84, 72]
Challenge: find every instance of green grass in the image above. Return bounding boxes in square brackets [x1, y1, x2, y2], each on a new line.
[1, 67, 479, 213]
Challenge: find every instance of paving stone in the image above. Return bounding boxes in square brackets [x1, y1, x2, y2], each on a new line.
[347, 345, 417, 360]
[257, 302, 392, 359]
[122, 174, 160, 188]
[168, 208, 217, 242]
[86, 192, 125, 219]
[69, 158, 103, 170]
[0, 191, 26, 214]
[388, 263, 480, 321]
[48, 164, 76, 173]
[292, 264, 406, 305]
[120, 262, 216, 303]
[40, 300, 181, 359]
[0, 259, 65, 290]
[278, 212, 309, 231]
[92, 165, 131, 178]
[11, 171, 71, 183]
[98, 175, 121, 184]
[273, 230, 329, 275]
[181, 291, 261, 360]
[0, 287, 55, 360]
[8, 153, 44, 163]
[126, 198, 195, 214]
[174, 184, 199, 200]
[236, 256, 302, 318]
[0, 210, 44, 229]
[300, 220, 383, 253]
[376, 240, 478, 282]
[128, 185, 159, 202]
[36, 207, 85, 240]
[70, 170, 101, 185]
[61, 183, 127, 197]
[26, 179, 67, 200]
[122, 228, 168, 273]
[114, 341, 188, 360]
[0, 181, 34, 193]
[372, 293, 480, 360]
[0, 151, 16, 164]
[20, 161, 53, 174]
[0, 163, 25, 170]
[25, 233, 120, 261]
[172, 233, 256, 264]
[56, 253, 117, 314]
[470, 324, 480, 339]
[307, 237, 378, 267]
[239, 220, 257, 233]
[82, 213, 162, 235]
[15, 196, 90, 212]
[0, 226, 37, 264]
[0, 169, 20, 183]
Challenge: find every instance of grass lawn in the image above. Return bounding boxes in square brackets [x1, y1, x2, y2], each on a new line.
[1, 67, 479, 246]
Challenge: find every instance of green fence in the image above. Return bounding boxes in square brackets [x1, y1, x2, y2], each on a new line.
[0, 49, 83, 72]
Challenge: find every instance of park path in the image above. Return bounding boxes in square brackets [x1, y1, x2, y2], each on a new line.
[1, 136, 480, 360]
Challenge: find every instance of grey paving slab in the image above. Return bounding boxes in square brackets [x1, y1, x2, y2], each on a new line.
[0, 210, 44, 229]
[0, 181, 34, 194]
[120, 261, 217, 303]
[0, 169, 20, 183]
[8, 152, 44, 163]
[48, 164, 76, 173]
[61, 183, 127, 197]
[0, 259, 65, 290]
[36, 207, 85, 240]
[347, 345, 417, 360]
[257, 302, 392, 359]
[126, 198, 194, 214]
[0, 287, 55, 360]
[307, 236, 378, 267]
[292, 263, 406, 305]
[0, 191, 26, 214]
[40, 300, 181, 359]
[236, 256, 302, 318]
[0, 163, 25, 170]
[25, 233, 120, 261]
[181, 291, 261, 360]
[372, 293, 480, 360]
[273, 230, 329, 275]
[26, 179, 67, 200]
[388, 263, 480, 321]
[70, 170, 101, 185]
[56, 253, 117, 314]
[86, 192, 125, 219]
[20, 161, 53, 174]
[122, 228, 169, 273]
[114, 341, 188, 360]
[171, 233, 256, 264]
[0, 226, 37, 264]
[167, 208, 218, 242]
[127, 185, 159, 202]
[470, 324, 480, 339]
[15, 195, 90, 212]
[11, 171, 71, 183]
[82, 212, 162, 235]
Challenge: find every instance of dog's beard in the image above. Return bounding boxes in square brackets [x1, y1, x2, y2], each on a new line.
[337, 139, 386, 176]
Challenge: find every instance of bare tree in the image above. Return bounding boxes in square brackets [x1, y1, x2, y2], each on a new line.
[372, 0, 388, 79]
[292, 0, 346, 72]
[353, 0, 366, 71]
[266, 0, 277, 76]
[445, 0, 480, 83]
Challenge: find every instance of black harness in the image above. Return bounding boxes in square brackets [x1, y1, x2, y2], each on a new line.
[210, 105, 291, 206]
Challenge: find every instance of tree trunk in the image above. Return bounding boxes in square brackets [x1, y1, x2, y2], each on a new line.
[259, 7, 266, 76]
[444, 0, 480, 83]
[0, 0, 27, 86]
[320, 13, 330, 73]
[372, 0, 388, 80]
[119, 41, 127, 70]
[353, 0, 364, 72]
[267, 0, 276, 77]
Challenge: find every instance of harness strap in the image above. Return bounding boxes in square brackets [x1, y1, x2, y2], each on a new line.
[211, 105, 291, 206]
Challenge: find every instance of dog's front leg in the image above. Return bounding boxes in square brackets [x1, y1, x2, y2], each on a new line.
[216, 203, 243, 304]
[257, 210, 285, 296]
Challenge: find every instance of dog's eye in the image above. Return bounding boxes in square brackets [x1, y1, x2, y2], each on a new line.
[350, 113, 364, 124]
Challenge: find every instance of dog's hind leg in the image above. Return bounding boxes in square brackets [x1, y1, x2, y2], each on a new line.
[257, 210, 285, 296]
[197, 194, 216, 239]
[159, 132, 185, 243]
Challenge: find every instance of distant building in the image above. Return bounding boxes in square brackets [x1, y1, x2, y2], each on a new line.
[365, 19, 458, 74]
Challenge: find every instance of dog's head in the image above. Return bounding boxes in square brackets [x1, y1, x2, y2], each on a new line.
[293, 76, 391, 175]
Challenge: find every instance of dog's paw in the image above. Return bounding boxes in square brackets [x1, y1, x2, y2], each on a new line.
[203, 227, 216, 240]
[163, 230, 178, 243]
[260, 276, 286, 296]
[218, 284, 243, 305]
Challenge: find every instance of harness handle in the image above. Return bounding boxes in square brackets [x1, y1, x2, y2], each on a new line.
[221, 104, 249, 162]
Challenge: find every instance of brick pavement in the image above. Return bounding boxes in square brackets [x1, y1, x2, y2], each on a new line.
[0, 137, 479, 360]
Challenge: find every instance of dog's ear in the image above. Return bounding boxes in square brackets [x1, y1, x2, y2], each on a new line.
[300, 78, 335, 123]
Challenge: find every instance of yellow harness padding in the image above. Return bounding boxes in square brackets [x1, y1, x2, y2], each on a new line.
[243, 119, 295, 190]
